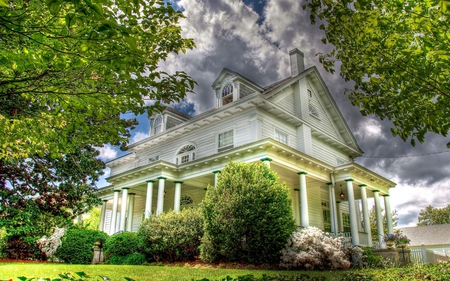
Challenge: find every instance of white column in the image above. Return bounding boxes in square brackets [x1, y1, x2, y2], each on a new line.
[144, 180, 154, 219]
[373, 190, 385, 248]
[336, 201, 343, 232]
[119, 187, 129, 232]
[345, 179, 360, 245]
[156, 177, 167, 215]
[99, 200, 108, 231]
[213, 170, 220, 187]
[359, 184, 372, 247]
[126, 193, 135, 231]
[384, 194, 394, 235]
[298, 172, 309, 228]
[173, 181, 183, 212]
[327, 183, 336, 234]
[110, 189, 120, 235]
[260, 157, 272, 167]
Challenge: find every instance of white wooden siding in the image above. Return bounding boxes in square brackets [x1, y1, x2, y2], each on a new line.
[259, 111, 297, 149]
[307, 182, 323, 228]
[312, 137, 350, 166]
[277, 92, 295, 115]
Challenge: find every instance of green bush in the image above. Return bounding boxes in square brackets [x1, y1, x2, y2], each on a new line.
[104, 231, 139, 258]
[124, 253, 147, 265]
[56, 227, 108, 264]
[200, 162, 297, 264]
[107, 255, 127, 265]
[138, 207, 203, 262]
[361, 247, 384, 268]
[3, 235, 45, 260]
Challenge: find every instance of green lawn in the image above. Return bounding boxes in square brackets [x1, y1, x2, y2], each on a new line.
[1, 262, 449, 281]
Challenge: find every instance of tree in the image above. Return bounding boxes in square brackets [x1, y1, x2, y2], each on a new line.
[368, 206, 398, 241]
[418, 204, 450, 225]
[200, 162, 296, 264]
[304, 0, 450, 147]
[0, 145, 104, 258]
[0, 0, 196, 160]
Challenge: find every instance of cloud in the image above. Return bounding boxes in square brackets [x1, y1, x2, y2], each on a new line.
[130, 131, 149, 144]
[97, 145, 118, 161]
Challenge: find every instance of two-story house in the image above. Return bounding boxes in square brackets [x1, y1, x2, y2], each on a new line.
[97, 49, 396, 247]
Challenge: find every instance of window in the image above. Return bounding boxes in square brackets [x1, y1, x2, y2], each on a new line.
[323, 210, 331, 232]
[154, 115, 163, 134]
[342, 213, 351, 233]
[176, 145, 196, 164]
[275, 129, 288, 145]
[222, 84, 233, 106]
[307, 89, 312, 98]
[180, 195, 193, 206]
[218, 130, 234, 152]
[309, 104, 319, 118]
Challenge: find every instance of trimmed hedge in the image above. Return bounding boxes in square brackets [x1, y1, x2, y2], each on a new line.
[56, 227, 107, 264]
[138, 207, 203, 262]
[104, 231, 139, 258]
[200, 162, 296, 264]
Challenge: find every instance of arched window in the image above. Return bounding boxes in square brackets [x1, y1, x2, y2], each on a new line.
[222, 84, 233, 106]
[176, 145, 196, 164]
[309, 104, 319, 118]
[154, 115, 163, 134]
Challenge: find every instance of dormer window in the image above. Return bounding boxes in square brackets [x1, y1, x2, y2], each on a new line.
[176, 144, 196, 164]
[222, 84, 234, 106]
[154, 115, 163, 134]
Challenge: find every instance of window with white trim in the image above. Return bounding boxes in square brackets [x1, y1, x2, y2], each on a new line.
[309, 104, 319, 118]
[176, 145, 196, 164]
[148, 155, 159, 163]
[275, 129, 288, 145]
[218, 130, 234, 152]
[222, 84, 234, 106]
[154, 115, 163, 134]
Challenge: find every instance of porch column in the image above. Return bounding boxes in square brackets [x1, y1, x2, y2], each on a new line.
[156, 177, 167, 215]
[373, 190, 385, 248]
[99, 199, 108, 231]
[384, 194, 394, 235]
[327, 182, 337, 234]
[144, 180, 154, 219]
[110, 189, 120, 235]
[126, 193, 135, 232]
[336, 201, 343, 232]
[359, 184, 372, 247]
[174, 181, 183, 212]
[260, 157, 272, 167]
[345, 179, 360, 245]
[298, 172, 309, 228]
[212, 170, 220, 187]
[119, 187, 129, 232]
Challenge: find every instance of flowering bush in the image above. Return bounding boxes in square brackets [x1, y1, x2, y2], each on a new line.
[279, 227, 361, 270]
[383, 234, 397, 243]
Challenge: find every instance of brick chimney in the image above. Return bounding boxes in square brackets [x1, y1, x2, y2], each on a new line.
[289, 48, 305, 77]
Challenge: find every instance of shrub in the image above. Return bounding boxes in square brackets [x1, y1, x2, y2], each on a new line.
[361, 247, 384, 268]
[124, 253, 147, 265]
[107, 255, 127, 265]
[56, 227, 108, 264]
[3, 235, 45, 260]
[104, 231, 139, 259]
[138, 207, 203, 262]
[200, 162, 296, 264]
[280, 226, 359, 270]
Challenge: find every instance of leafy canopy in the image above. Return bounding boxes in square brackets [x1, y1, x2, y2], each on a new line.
[304, 0, 450, 147]
[0, 0, 196, 159]
[418, 204, 450, 225]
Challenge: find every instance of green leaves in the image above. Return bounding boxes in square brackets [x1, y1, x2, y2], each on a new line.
[305, 0, 450, 148]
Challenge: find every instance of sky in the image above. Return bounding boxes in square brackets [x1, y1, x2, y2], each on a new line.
[97, 0, 450, 227]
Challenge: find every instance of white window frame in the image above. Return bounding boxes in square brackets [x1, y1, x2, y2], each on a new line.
[309, 103, 319, 118]
[217, 129, 234, 152]
[221, 84, 234, 106]
[175, 144, 196, 165]
[274, 129, 288, 145]
[148, 155, 160, 164]
[153, 115, 163, 135]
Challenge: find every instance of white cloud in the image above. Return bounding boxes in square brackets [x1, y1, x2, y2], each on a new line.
[130, 131, 149, 144]
[96, 145, 118, 161]
[354, 118, 386, 140]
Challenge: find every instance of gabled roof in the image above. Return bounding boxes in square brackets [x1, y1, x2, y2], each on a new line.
[396, 224, 450, 247]
[211, 68, 264, 92]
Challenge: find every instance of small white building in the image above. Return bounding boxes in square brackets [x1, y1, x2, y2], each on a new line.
[97, 49, 396, 247]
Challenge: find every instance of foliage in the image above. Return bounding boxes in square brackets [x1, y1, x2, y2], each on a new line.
[81, 208, 101, 230]
[0, 0, 196, 160]
[138, 207, 203, 263]
[17, 271, 134, 281]
[0, 145, 104, 249]
[360, 247, 384, 269]
[200, 162, 296, 264]
[418, 204, 450, 225]
[396, 235, 410, 246]
[2, 235, 45, 260]
[104, 231, 140, 259]
[36, 227, 66, 260]
[304, 0, 450, 147]
[368, 206, 398, 242]
[279, 226, 358, 270]
[56, 227, 108, 264]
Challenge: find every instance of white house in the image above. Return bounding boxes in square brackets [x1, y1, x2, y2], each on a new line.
[97, 49, 396, 247]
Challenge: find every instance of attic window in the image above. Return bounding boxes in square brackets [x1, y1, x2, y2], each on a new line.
[307, 89, 312, 98]
[309, 104, 319, 118]
[176, 145, 196, 164]
[154, 115, 163, 134]
[222, 84, 234, 105]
